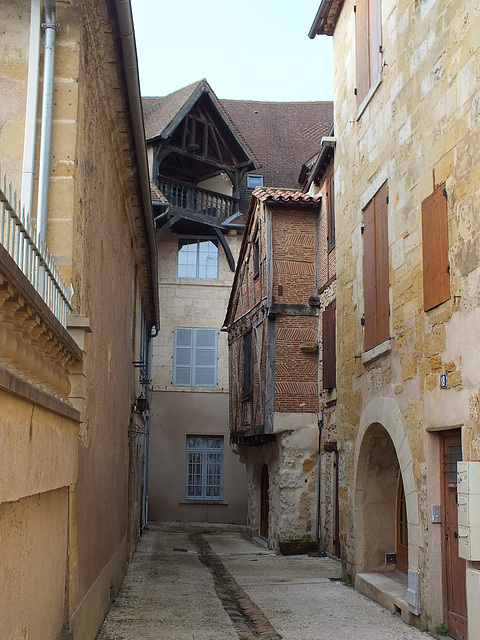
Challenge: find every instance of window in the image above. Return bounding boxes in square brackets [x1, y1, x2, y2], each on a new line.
[186, 435, 223, 500]
[242, 329, 253, 398]
[326, 167, 335, 251]
[173, 327, 218, 386]
[355, 0, 382, 105]
[178, 238, 218, 279]
[323, 300, 336, 389]
[247, 174, 264, 190]
[422, 184, 450, 311]
[363, 182, 389, 351]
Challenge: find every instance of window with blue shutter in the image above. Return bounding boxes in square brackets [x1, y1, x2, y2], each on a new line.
[173, 327, 218, 387]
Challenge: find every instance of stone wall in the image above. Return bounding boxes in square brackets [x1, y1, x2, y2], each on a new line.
[0, 1, 156, 638]
[330, 0, 480, 628]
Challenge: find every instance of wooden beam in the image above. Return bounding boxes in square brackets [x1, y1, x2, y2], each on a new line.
[213, 227, 235, 272]
[269, 303, 318, 316]
[155, 215, 180, 240]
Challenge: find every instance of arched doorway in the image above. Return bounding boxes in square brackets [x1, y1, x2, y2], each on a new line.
[355, 422, 400, 572]
[260, 464, 269, 540]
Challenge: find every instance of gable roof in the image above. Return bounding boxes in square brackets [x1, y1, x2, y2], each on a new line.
[143, 82, 333, 193]
[142, 79, 257, 164]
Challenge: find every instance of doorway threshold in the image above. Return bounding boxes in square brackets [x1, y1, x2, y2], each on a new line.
[355, 571, 415, 624]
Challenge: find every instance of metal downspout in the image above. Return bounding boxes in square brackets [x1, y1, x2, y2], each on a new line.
[316, 413, 323, 547]
[21, 0, 41, 217]
[36, 0, 58, 244]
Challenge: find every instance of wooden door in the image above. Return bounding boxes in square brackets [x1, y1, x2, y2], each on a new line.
[396, 474, 408, 574]
[260, 464, 269, 540]
[441, 431, 467, 640]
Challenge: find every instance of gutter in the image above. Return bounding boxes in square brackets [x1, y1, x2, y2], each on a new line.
[114, 0, 160, 336]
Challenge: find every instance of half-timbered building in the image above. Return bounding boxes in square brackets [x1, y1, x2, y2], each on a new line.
[224, 188, 323, 549]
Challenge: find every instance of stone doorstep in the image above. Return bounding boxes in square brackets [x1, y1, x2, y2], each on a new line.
[355, 571, 415, 624]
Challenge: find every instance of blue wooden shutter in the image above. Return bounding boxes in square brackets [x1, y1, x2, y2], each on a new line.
[194, 328, 217, 386]
[174, 328, 193, 385]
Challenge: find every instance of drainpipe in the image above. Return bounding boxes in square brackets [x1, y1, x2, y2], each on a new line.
[36, 0, 58, 244]
[316, 412, 323, 547]
[21, 0, 41, 218]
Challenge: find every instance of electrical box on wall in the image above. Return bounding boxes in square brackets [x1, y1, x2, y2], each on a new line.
[457, 462, 480, 561]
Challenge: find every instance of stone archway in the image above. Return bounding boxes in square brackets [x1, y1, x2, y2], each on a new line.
[354, 397, 419, 575]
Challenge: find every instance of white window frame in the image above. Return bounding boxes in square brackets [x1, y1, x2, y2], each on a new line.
[177, 237, 219, 280]
[173, 327, 218, 387]
[185, 435, 224, 501]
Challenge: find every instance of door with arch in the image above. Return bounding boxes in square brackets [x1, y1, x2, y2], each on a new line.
[260, 464, 269, 540]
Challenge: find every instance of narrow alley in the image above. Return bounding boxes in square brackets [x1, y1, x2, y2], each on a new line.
[96, 523, 429, 640]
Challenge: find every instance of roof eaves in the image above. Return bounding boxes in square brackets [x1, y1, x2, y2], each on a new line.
[308, 0, 345, 38]
[252, 187, 322, 204]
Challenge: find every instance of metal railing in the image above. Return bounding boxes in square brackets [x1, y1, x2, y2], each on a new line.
[0, 171, 73, 327]
[158, 178, 238, 221]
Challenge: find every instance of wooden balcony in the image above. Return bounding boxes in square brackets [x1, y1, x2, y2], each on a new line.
[158, 178, 238, 222]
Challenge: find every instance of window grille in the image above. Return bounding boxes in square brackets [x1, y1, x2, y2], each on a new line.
[186, 436, 223, 500]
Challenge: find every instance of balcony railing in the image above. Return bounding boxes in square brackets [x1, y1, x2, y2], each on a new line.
[0, 171, 73, 327]
[158, 178, 238, 221]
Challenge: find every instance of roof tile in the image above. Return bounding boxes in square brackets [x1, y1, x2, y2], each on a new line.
[252, 187, 321, 203]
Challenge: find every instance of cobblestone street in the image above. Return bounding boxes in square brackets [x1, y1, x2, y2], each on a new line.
[96, 523, 430, 640]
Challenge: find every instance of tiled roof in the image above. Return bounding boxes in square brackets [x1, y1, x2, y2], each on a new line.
[252, 187, 322, 203]
[142, 82, 333, 192]
[150, 182, 168, 204]
[142, 80, 207, 140]
[220, 99, 333, 189]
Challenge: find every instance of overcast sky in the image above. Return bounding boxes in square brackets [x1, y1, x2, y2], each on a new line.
[130, 0, 334, 102]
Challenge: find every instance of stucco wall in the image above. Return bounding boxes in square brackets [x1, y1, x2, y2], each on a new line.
[149, 390, 247, 523]
[0, 488, 69, 640]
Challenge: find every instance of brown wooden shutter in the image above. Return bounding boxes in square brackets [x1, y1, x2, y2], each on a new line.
[355, 0, 370, 104]
[363, 198, 376, 351]
[369, 0, 382, 87]
[323, 300, 336, 389]
[422, 184, 450, 311]
[375, 182, 389, 344]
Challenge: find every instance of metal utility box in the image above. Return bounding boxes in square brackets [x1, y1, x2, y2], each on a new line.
[457, 461, 480, 561]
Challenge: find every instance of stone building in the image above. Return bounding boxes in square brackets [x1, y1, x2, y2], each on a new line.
[142, 81, 333, 525]
[0, 1, 158, 639]
[310, 0, 480, 637]
[224, 187, 323, 550]
[302, 134, 339, 557]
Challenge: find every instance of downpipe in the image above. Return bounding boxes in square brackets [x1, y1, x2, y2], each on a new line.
[21, 0, 41, 217]
[36, 0, 58, 244]
[316, 411, 323, 547]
